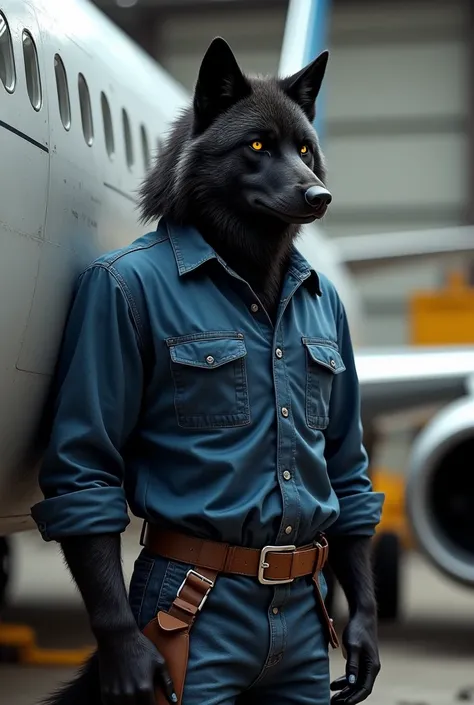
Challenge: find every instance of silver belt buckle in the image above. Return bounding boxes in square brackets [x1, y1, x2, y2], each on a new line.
[258, 544, 297, 585]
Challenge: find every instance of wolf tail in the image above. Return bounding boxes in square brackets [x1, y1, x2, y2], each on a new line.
[39, 652, 101, 705]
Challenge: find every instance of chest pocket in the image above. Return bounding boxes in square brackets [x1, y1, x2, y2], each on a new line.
[303, 338, 346, 430]
[166, 332, 251, 429]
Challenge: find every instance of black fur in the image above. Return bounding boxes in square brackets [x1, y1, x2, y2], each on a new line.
[328, 536, 381, 701]
[140, 36, 329, 318]
[39, 535, 173, 705]
[327, 536, 377, 617]
[38, 37, 332, 705]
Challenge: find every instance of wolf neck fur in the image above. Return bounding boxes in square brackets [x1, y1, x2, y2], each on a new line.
[195, 216, 299, 318]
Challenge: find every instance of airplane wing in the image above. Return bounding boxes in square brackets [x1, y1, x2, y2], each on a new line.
[356, 345, 474, 417]
[335, 225, 474, 272]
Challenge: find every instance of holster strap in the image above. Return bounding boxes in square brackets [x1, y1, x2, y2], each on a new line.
[312, 574, 340, 648]
[168, 566, 219, 628]
[142, 566, 219, 705]
[141, 524, 339, 649]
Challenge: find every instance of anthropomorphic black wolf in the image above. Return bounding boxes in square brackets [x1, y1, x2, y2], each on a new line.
[34, 37, 383, 705]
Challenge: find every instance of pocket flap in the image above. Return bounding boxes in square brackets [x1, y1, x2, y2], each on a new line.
[167, 335, 247, 369]
[157, 611, 189, 633]
[303, 339, 345, 374]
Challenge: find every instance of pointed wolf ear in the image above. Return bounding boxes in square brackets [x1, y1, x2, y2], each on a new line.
[193, 37, 252, 133]
[280, 50, 329, 123]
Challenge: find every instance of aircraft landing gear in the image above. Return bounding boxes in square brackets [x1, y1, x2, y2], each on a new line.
[0, 537, 11, 612]
[0, 534, 93, 665]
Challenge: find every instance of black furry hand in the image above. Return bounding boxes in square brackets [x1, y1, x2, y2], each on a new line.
[97, 628, 176, 704]
[58, 534, 176, 704]
[327, 535, 381, 704]
[330, 609, 380, 705]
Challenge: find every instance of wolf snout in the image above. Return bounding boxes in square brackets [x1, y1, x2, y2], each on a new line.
[304, 185, 332, 214]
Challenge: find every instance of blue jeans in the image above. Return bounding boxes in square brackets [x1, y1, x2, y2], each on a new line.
[129, 548, 330, 705]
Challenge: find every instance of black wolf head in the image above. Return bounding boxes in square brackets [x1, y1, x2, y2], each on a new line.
[139, 37, 330, 296]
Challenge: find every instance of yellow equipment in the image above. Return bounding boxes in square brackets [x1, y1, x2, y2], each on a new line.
[410, 270, 474, 345]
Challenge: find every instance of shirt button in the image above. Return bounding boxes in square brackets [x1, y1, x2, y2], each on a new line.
[285, 525, 293, 535]
[250, 303, 259, 313]
[281, 407, 289, 418]
[275, 348, 283, 359]
[272, 607, 279, 615]
[330, 358, 336, 369]
[206, 355, 215, 365]
[283, 470, 291, 481]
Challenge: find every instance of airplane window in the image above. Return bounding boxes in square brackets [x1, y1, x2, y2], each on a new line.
[78, 73, 94, 146]
[101, 92, 115, 158]
[54, 54, 71, 130]
[140, 124, 150, 171]
[22, 31, 42, 110]
[122, 108, 134, 169]
[0, 13, 15, 93]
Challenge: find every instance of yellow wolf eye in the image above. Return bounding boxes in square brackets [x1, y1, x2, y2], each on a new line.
[251, 140, 263, 151]
[300, 144, 308, 155]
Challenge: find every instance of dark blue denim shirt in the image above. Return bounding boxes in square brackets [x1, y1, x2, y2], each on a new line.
[31, 219, 384, 546]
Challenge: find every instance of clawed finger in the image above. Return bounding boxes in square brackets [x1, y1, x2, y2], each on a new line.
[331, 687, 369, 705]
[330, 675, 349, 691]
[331, 686, 353, 704]
[341, 686, 370, 705]
[154, 664, 177, 704]
[331, 665, 379, 705]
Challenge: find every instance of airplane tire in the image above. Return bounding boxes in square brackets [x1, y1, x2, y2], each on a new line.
[372, 532, 401, 621]
[0, 537, 10, 612]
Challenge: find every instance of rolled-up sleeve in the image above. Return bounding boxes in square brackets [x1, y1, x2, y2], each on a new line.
[324, 304, 385, 536]
[31, 264, 143, 541]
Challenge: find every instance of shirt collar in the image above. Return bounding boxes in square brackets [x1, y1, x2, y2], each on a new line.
[287, 246, 322, 296]
[164, 219, 322, 296]
[165, 218, 218, 275]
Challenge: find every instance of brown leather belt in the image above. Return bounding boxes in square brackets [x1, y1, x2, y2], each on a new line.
[141, 524, 329, 585]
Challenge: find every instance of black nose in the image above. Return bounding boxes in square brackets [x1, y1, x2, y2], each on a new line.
[305, 185, 332, 210]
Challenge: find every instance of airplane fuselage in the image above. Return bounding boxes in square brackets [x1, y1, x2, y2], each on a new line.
[0, 0, 361, 535]
[0, 0, 189, 533]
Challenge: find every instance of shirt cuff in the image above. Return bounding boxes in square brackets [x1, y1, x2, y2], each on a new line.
[30, 486, 130, 541]
[327, 491, 385, 536]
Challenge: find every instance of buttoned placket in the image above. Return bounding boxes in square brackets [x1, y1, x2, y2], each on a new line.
[246, 268, 312, 676]
[215, 257, 311, 553]
[272, 272, 311, 549]
[228, 281, 295, 676]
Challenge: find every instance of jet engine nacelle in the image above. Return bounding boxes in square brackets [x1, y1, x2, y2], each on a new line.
[406, 394, 474, 586]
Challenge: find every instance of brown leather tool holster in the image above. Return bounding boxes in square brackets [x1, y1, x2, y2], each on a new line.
[139, 524, 339, 705]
